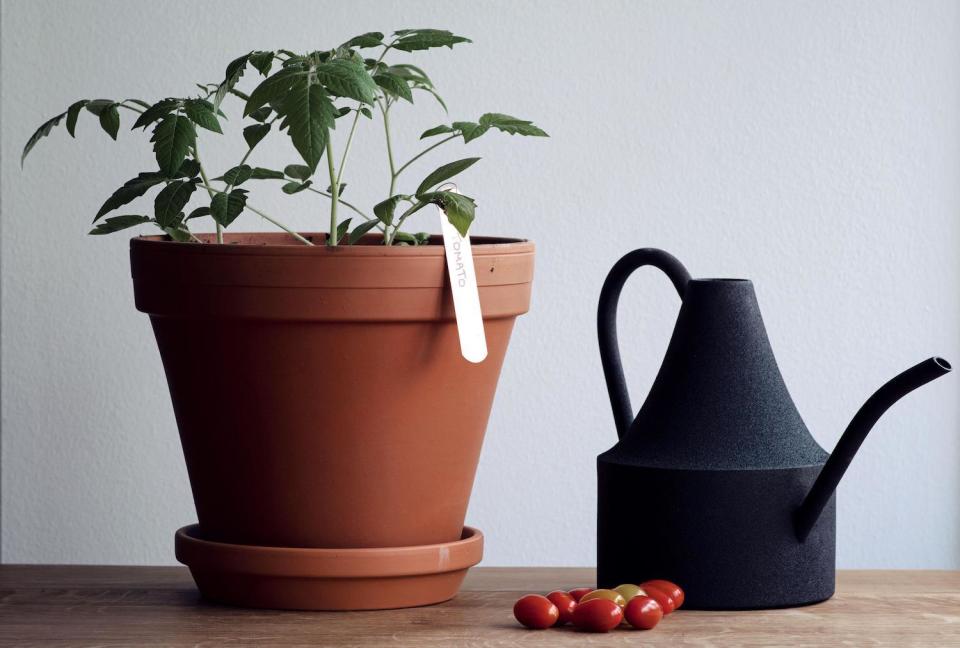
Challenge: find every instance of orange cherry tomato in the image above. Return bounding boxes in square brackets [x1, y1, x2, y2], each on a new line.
[624, 595, 663, 630]
[580, 588, 626, 607]
[572, 598, 623, 632]
[568, 587, 593, 602]
[613, 583, 647, 603]
[641, 580, 685, 609]
[546, 590, 577, 624]
[513, 594, 559, 629]
[640, 585, 676, 614]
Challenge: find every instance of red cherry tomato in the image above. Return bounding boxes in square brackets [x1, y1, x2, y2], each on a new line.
[568, 587, 593, 602]
[546, 590, 577, 624]
[624, 595, 663, 630]
[572, 598, 623, 632]
[640, 585, 676, 614]
[513, 594, 559, 629]
[641, 580, 685, 609]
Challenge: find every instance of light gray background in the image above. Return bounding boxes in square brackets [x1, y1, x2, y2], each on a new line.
[1, 0, 958, 567]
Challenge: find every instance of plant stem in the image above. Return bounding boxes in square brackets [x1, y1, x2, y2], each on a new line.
[200, 182, 314, 246]
[336, 107, 362, 188]
[117, 102, 145, 114]
[325, 138, 339, 246]
[382, 102, 398, 196]
[192, 144, 223, 244]
[394, 134, 458, 177]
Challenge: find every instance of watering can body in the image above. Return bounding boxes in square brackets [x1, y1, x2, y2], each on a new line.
[596, 249, 950, 609]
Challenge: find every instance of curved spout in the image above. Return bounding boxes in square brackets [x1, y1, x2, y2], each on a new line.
[795, 357, 951, 541]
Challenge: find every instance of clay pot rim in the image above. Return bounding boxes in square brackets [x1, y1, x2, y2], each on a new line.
[132, 233, 534, 258]
[175, 524, 484, 578]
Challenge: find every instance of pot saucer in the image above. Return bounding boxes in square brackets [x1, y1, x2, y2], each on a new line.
[175, 524, 483, 611]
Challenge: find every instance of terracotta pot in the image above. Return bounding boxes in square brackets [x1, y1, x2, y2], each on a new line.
[131, 233, 534, 549]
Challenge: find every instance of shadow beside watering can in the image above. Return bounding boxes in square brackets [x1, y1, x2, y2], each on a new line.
[595, 248, 951, 609]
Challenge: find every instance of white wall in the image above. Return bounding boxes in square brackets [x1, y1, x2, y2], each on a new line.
[2, 0, 958, 567]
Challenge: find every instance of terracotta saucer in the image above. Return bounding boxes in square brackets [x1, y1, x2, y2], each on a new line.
[175, 524, 483, 610]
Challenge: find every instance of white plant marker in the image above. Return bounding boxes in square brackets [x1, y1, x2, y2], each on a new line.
[437, 183, 487, 363]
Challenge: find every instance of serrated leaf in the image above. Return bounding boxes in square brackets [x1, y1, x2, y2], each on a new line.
[282, 180, 312, 194]
[215, 52, 251, 110]
[249, 167, 285, 179]
[373, 194, 403, 226]
[415, 157, 480, 197]
[151, 113, 197, 176]
[84, 99, 115, 116]
[222, 165, 253, 186]
[65, 100, 88, 137]
[98, 104, 121, 140]
[278, 78, 336, 171]
[335, 218, 352, 244]
[186, 206, 211, 220]
[315, 59, 378, 104]
[94, 172, 166, 221]
[22, 110, 66, 165]
[132, 98, 180, 130]
[175, 159, 201, 178]
[342, 32, 384, 48]
[392, 29, 472, 52]
[89, 214, 152, 235]
[248, 106, 272, 122]
[374, 72, 413, 103]
[154, 180, 197, 227]
[420, 124, 455, 139]
[243, 123, 271, 148]
[453, 121, 489, 143]
[249, 50, 275, 76]
[478, 112, 549, 137]
[386, 63, 432, 86]
[244, 67, 302, 116]
[420, 191, 476, 236]
[349, 219, 380, 244]
[284, 164, 312, 180]
[183, 99, 222, 133]
[210, 189, 248, 227]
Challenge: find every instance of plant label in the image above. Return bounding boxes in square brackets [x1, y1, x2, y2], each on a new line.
[437, 188, 487, 363]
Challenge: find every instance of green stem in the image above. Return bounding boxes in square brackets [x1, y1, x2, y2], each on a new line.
[201, 183, 314, 246]
[117, 102, 145, 114]
[325, 138, 339, 246]
[192, 144, 222, 244]
[336, 107, 362, 188]
[394, 134, 458, 178]
[380, 101, 399, 245]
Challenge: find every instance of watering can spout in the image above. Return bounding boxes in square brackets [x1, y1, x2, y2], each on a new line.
[794, 357, 952, 541]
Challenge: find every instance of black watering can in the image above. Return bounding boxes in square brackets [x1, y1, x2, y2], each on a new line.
[595, 248, 951, 609]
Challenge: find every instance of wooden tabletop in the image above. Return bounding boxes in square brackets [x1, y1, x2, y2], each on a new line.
[1, 566, 958, 647]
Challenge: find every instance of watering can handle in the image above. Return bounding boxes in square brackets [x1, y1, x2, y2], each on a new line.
[597, 248, 691, 439]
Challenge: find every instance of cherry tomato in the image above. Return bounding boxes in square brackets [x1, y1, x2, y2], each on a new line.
[613, 583, 647, 603]
[513, 594, 559, 629]
[572, 598, 623, 632]
[640, 585, 676, 614]
[641, 580, 685, 609]
[580, 588, 626, 607]
[568, 587, 593, 602]
[546, 590, 577, 624]
[624, 595, 663, 629]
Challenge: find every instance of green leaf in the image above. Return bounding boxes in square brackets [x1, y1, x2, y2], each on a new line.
[478, 113, 549, 137]
[278, 77, 336, 172]
[248, 106, 272, 122]
[417, 85, 448, 112]
[414, 231, 431, 245]
[373, 195, 403, 226]
[374, 72, 413, 103]
[84, 99, 115, 116]
[215, 52, 251, 110]
[94, 172, 165, 221]
[223, 165, 253, 186]
[420, 124, 455, 139]
[249, 167, 285, 180]
[392, 231, 417, 245]
[420, 191, 476, 236]
[210, 189, 248, 226]
[360, 106, 373, 119]
[186, 206, 211, 220]
[125, 98, 152, 109]
[243, 123, 271, 148]
[349, 219, 380, 244]
[415, 157, 480, 197]
[315, 59, 378, 104]
[89, 214, 151, 235]
[386, 63, 432, 86]
[154, 180, 197, 227]
[183, 99, 222, 133]
[98, 104, 121, 140]
[249, 50, 275, 76]
[284, 164, 312, 180]
[282, 180, 312, 194]
[244, 67, 302, 116]
[453, 121, 489, 143]
[22, 110, 66, 165]
[342, 32, 384, 48]
[335, 217, 352, 244]
[65, 100, 88, 137]
[132, 98, 179, 130]
[326, 182, 346, 195]
[151, 113, 197, 177]
[163, 226, 194, 242]
[392, 29, 472, 52]
[176, 159, 201, 178]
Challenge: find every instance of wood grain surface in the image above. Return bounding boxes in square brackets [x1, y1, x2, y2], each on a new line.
[1, 566, 958, 647]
